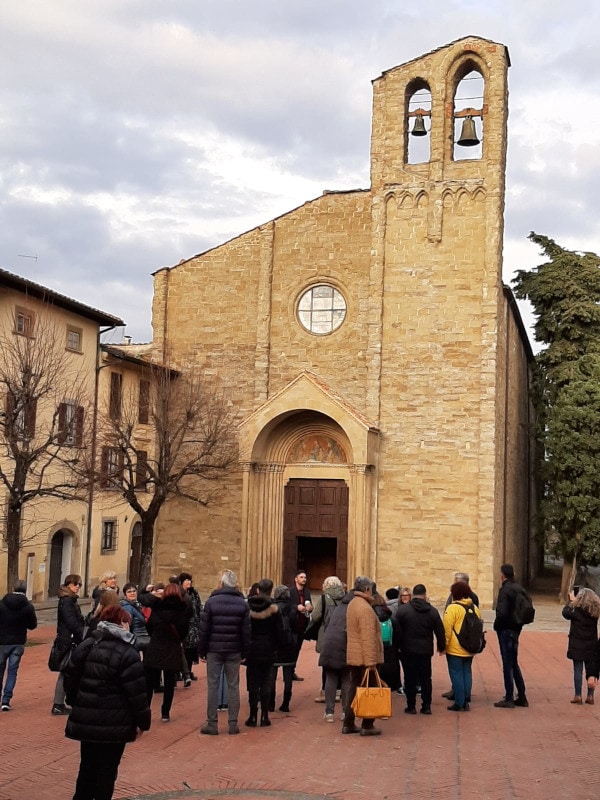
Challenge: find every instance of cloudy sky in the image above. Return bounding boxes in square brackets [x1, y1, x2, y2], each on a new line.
[2, 1, 599, 347]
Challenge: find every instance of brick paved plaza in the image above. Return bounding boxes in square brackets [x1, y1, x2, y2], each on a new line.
[1, 597, 597, 800]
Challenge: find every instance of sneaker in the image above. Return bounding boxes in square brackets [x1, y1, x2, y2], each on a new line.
[161, 715, 170, 723]
[324, 713, 335, 723]
[183, 677, 192, 688]
[494, 698, 515, 708]
[314, 691, 326, 703]
[1, 703, 10, 712]
[514, 696, 529, 707]
[396, 687, 405, 695]
[335, 690, 342, 702]
[51, 704, 69, 716]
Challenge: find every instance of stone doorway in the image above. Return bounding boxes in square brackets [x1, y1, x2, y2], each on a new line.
[282, 478, 348, 589]
[48, 529, 73, 596]
[48, 531, 64, 596]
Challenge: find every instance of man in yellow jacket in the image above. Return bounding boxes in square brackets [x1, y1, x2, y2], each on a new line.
[343, 576, 384, 736]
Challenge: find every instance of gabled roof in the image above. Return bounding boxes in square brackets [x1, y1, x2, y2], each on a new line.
[376, 35, 511, 80]
[153, 189, 370, 276]
[101, 343, 177, 374]
[241, 370, 380, 433]
[0, 267, 124, 327]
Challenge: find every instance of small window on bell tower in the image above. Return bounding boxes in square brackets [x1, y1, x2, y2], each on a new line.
[406, 80, 431, 165]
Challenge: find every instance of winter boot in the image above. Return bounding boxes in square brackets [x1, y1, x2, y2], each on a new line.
[279, 689, 292, 713]
[260, 710, 271, 727]
[586, 689, 595, 705]
[245, 713, 257, 727]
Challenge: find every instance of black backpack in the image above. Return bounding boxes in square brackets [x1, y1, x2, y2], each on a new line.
[512, 585, 535, 626]
[453, 602, 486, 654]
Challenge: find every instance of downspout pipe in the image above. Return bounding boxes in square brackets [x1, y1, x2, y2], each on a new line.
[83, 323, 119, 596]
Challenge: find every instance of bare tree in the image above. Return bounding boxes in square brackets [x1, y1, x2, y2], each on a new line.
[0, 310, 91, 589]
[96, 360, 238, 586]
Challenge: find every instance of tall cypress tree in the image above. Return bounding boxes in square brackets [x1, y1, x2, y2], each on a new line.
[513, 233, 600, 597]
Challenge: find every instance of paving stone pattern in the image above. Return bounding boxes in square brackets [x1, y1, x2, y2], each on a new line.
[1, 599, 596, 800]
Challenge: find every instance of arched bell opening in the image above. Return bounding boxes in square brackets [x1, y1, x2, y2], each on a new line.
[452, 62, 485, 161]
[406, 78, 432, 165]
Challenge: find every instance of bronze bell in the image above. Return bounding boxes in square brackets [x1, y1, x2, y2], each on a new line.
[410, 113, 427, 137]
[457, 115, 480, 147]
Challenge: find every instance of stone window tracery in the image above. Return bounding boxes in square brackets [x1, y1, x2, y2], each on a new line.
[297, 284, 346, 335]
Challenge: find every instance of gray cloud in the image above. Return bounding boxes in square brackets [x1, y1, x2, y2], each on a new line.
[1, 1, 600, 345]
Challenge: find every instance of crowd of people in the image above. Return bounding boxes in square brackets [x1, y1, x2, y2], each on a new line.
[2, 562, 600, 798]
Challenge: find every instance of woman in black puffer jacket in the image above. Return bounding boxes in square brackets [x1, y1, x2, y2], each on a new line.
[245, 583, 286, 728]
[139, 582, 191, 722]
[64, 605, 151, 800]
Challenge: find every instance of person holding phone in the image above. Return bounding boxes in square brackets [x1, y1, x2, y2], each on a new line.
[562, 586, 600, 705]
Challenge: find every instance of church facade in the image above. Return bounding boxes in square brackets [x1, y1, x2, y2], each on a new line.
[149, 37, 536, 606]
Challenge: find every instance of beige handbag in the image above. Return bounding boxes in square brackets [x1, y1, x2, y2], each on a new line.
[351, 668, 392, 719]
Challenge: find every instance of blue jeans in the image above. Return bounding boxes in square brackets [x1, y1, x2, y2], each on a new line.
[446, 653, 473, 708]
[497, 629, 526, 700]
[0, 644, 25, 704]
[572, 660, 595, 696]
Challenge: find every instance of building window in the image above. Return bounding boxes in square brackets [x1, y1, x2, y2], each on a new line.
[297, 284, 346, 335]
[4, 391, 37, 441]
[100, 445, 124, 489]
[109, 372, 122, 421]
[101, 519, 118, 552]
[66, 326, 83, 353]
[135, 450, 148, 489]
[14, 306, 35, 338]
[138, 379, 150, 425]
[58, 401, 84, 446]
